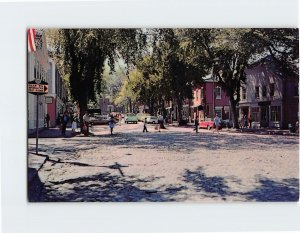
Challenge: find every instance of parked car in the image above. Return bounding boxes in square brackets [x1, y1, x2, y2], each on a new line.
[125, 113, 138, 124]
[89, 114, 110, 125]
[199, 120, 214, 130]
[146, 116, 158, 124]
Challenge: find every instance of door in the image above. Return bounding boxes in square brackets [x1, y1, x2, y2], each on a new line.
[260, 106, 269, 127]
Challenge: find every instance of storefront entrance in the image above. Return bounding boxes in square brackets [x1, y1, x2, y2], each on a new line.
[260, 106, 269, 127]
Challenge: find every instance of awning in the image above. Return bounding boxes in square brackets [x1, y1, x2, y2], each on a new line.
[190, 105, 204, 110]
[190, 104, 200, 108]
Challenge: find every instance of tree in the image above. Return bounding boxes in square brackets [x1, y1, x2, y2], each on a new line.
[181, 28, 298, 128]
[47, 29, 144, 125]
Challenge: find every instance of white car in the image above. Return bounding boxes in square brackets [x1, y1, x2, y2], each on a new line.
[146, 116, 158, 124]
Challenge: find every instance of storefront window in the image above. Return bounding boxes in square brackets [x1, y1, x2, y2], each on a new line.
[215, 87, 221, 99]
[241, 87, 246, 100]
[255, 86, 259, 99]
[215, 108, 222, 118]
[251, 107, 260, 122]
[271, 106, 281, 121]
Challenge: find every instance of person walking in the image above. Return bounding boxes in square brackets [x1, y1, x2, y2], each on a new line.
[213, 114, 221, 134]
[108, 116, 115, 135]
[61, 111, 69, 136]
[195, 116, 199, 133]
[45, 113, 50, 129]
[83, 111, 90, 135]
[71, 115, 78, 134]
[143, 118, 148, 132]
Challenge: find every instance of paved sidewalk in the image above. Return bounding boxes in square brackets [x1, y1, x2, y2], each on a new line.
[169, 123, 298, 136]
[28, 152, 48, 201]
[28, 127, 75, 138]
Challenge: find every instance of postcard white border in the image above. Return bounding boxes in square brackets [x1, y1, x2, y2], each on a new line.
[0, 0, 299, 233]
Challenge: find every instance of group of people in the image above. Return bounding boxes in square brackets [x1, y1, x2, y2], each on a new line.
[54, 111, 79, 136]
[142, 114, 164, 133]
[194, 114, 222, 134]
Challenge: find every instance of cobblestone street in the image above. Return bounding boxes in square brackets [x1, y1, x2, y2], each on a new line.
[28, 123, 299, 202]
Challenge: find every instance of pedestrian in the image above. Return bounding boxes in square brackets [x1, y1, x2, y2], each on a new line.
[61, 111, 69, 136]
[108, 115, 115, 135]
[248, 114, 253, 129]
[243, 114, 248, 128]
[213, 114, 221, 134]
[158, 114, 164, 132]
[195, 116, 199, 133]
[83, 111, 90, 135]
[143, 117, 148, 132]
[71, 115, 77, 134]
[45, 113, 50, 129]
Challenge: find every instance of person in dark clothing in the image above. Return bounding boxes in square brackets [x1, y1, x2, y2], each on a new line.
[143, 118, 148, 132]
[61, 111, 69, 136]
[195, 116, 199, 133]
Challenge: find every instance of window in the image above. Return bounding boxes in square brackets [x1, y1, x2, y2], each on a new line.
[215, 87, 221, 99]
[196, 90, 199, 100]
[255, 86, 260, 99]
[262, 85, 267, 97]
[241, 87, 246, 100]
[215, 108, 222, 118]
[270, 83, 275, 97]
[251, 107, 260, 122]
[271, 106, 281, 121]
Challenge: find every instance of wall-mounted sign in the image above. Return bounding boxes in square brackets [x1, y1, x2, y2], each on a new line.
[45, 96, 53, 104]
[28, 80, 48, 95]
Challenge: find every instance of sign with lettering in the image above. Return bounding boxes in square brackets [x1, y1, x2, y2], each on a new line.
[28, 80, 48, 95]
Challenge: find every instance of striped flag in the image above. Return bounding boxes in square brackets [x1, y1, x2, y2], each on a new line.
[28, 28, 36, 52]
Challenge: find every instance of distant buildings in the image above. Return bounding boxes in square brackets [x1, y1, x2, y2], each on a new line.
[192, 75, 231, 122]
[98, 97, 124, 115]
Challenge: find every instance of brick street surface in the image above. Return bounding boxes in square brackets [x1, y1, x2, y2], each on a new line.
[28, 123, 299, 202]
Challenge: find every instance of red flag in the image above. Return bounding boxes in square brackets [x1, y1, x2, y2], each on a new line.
[28, 28, 36, 52]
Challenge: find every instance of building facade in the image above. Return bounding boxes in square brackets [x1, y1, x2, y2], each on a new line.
[45, 58, 67, 127]
[27, 32, 49, 132]
[192, 76, 231, 122]
[239, 57, 299, 129]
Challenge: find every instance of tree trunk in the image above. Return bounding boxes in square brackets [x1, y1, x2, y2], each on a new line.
[229, 97, 239, 129]
[79, 96, 88, 133]
[128, 99, 132, 113]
